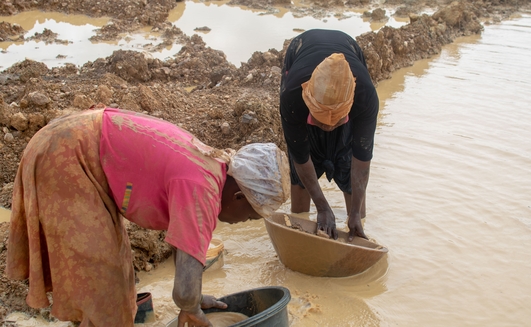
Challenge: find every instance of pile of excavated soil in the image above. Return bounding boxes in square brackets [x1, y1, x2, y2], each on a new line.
[0, 0, 528, 322]
[0, 21, 25, 41]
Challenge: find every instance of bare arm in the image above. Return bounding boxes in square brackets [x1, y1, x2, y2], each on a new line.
[293, 158, 337, 239]
[348, 157, 370, 241]
[172, 247, 211, 327]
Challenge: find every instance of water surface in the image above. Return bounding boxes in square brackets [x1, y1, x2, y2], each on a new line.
[0, 2, 407, 69]
[133, 14, 531, 327]
[3, 7, 530, 327]
[0, 207, 10, 223]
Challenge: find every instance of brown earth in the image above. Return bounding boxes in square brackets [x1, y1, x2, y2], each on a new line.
[0, 0, 529, 323]
[0, 21, 25, 41]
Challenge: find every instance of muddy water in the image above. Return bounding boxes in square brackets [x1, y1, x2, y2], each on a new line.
[0, 3, 407, 69]
[0, 207, 10, 223]
[134, 14, 531, 327]
[0, 11, 177, 70]
[3, 9, 531, 327]
[0, 11, 111, 70]
[170, 1, 407, 65]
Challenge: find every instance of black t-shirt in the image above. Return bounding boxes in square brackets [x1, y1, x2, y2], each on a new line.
[280, 29, 379, 164]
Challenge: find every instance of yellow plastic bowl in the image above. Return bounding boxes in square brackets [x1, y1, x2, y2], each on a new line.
[264, 213, 388, 277]
[204, 238, 224, 271]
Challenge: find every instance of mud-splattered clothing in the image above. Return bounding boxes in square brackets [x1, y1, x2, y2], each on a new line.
[101, 108, 226, 265]
[279, 29, 379, 192]
[6, 108, 227, 326]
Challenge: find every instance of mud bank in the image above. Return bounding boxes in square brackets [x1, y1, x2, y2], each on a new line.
[0, 0, 529, 323]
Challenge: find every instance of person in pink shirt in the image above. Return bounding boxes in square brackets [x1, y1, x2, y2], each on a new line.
[7, 107, 290, 327]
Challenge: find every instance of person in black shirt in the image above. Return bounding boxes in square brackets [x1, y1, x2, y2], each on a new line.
[279, 29, 379, 241]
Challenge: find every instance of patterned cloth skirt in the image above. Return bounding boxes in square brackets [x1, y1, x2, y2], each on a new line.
[6, 109, 137, 326]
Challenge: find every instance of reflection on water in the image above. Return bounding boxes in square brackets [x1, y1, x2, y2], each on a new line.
[0, 11, 110, 31]
[0, 11, 170, 70]
[2, 6, 531, 327]
[134, 214, 389, 326]
[0, 2, 408, 69]
[176, 14, 530, 327]
[369, 14, 531, 326]
[170, 2, 406, 65]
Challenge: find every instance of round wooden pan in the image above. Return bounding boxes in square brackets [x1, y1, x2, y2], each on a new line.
[264, 213, 388, 277]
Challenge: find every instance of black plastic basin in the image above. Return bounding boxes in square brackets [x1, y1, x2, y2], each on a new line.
[167, 286, 291, 327]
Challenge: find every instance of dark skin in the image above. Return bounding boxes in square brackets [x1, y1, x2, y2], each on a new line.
[173, 175, 262, 327]
[291, 114, 369, 242]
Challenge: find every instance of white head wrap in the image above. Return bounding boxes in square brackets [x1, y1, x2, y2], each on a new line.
[228, 143, 290, 218]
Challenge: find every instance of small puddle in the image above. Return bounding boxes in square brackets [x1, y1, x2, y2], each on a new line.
[0, 207, 11, 223]
[1, 3, 409, 69]
[170, 1, 407, 65]
[0, 11, 176, 70]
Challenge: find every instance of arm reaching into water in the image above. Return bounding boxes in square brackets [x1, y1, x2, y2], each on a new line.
[293, 158, 338, 239]
[172, 247, 227, 327]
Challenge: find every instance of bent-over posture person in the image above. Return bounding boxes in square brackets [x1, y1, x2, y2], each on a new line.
[7, 107, 290, 327]
[280, 29, 379, 241]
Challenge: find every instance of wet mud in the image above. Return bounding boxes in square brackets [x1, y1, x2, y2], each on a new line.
[0, 21, 25, 41]
[0, 0, 529, 323]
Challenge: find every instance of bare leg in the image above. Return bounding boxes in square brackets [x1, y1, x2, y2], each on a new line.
[361, 194, 366, 218]
[343, 192, 366, 218]
[343, 192, 351, 216]
[291, 184, 311, 213]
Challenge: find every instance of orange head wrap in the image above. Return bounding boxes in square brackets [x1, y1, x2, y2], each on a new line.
[301, 53, 356, 126]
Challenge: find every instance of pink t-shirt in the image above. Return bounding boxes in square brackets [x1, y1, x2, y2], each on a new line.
[99, 108, 226, 265]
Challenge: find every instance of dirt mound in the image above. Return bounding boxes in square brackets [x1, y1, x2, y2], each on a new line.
[0, 0, 177, 25]
[0, 0, 529, 322]
[127, 223, 173, 272]
[26, 28, 71, 45]
[0, 223, 44, 322]
[0, 0, 518, 224]
[0, 22, 25, 42]
[357, 1, 484, 82]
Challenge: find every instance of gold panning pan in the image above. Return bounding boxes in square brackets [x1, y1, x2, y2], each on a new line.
[264, 213, 388, 277]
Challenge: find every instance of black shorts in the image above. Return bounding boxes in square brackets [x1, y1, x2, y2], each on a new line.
[288, 124, 353, 194]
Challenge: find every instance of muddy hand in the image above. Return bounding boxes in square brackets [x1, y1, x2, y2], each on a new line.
[348, 213, 367, 242]
[177, 307, 212, 327]
[316, 210, 338, 239]
[200, 295, 228, 310]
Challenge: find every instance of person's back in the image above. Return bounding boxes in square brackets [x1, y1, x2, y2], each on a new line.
[279, 29, 379, 240]
[281, 29, 376, 117]
[7, 107, 291, 327]
[100, 108, 226, 262]
[280, 29, 378, 165]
